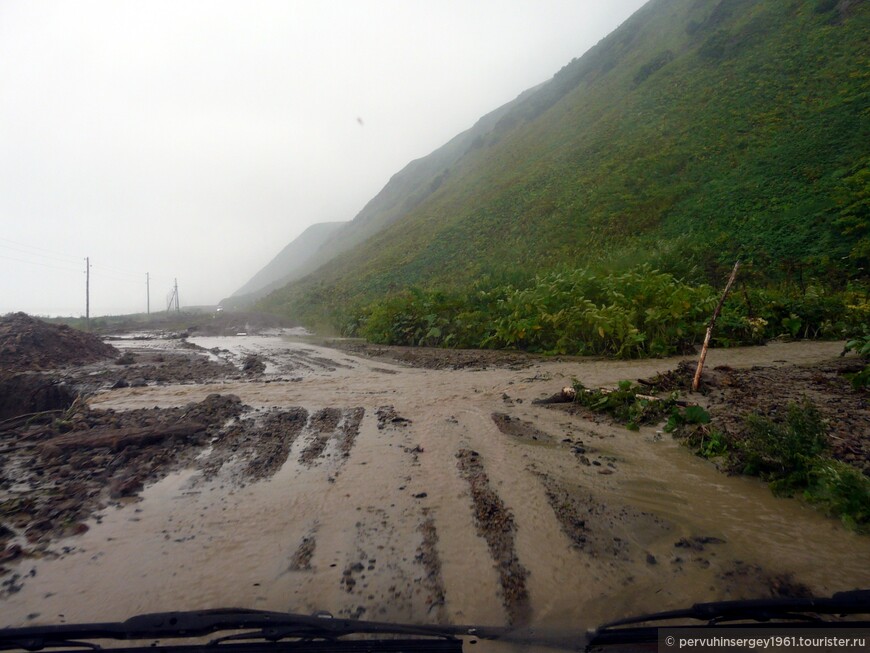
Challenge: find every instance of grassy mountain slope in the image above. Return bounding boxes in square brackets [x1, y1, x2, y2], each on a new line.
[261, 0, 869, 329]
[296, 84, 545, 274]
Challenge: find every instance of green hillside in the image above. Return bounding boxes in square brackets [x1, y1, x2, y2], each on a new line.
[260, 0, 869, 335]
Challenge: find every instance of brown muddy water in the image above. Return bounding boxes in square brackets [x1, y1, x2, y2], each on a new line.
[1, 336, 867, 637]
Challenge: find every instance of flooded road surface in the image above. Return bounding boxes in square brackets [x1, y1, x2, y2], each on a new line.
[2, 337, 867, 633]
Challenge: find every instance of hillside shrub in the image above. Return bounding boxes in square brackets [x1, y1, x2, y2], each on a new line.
[358, 266, 721, 357]
[354, 265, 863, 358]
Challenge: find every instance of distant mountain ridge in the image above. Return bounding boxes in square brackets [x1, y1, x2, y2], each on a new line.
[225, 221, 344, 307]
[252, 0, 869, 328]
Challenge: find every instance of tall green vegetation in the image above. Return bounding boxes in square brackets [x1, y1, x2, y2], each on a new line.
[352, 266, 868, 358]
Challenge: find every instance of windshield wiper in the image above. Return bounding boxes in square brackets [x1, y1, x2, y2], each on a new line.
[1, 590, 867, 653]
[0, 609, 538, 653]
[588, 589, 870, 649]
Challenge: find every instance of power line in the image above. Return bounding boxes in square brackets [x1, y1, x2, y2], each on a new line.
[89, 269, 146, 284]
[0, 253, 82, 274]
[0, 237, 82, 263]
[91, 263, 143, 280]
[2, 241, 178, 316]
[166, 278, 180, 313]
[0, 237, 151, 281]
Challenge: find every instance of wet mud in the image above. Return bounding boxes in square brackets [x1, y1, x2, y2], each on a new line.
[0, 331, 867, 635]
[328, 340, 538, 371]
[491, 412, 553, 444]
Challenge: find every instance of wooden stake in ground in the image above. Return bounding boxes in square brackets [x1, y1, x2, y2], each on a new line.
[692, 260, 740, 392]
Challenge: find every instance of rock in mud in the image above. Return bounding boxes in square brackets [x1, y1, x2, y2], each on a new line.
[288, 535, 316, 571]
[376, 405, 411, 430]
[242, 354, 266, 375]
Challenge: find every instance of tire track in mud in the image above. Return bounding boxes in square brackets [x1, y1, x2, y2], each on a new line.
[416, 512, 448, 623]
[274, 348, 355, 374]
[299, 408, 342, 464]
[535, 473, 670, 562]
[198, 404, 365, 483]
[324, 405, 449, 623]
[455, 448, 531, 625]
[245, 409, 309, 478]
[334, 507, 449, 623]
[534, 471, 816, 601]
[298, 408, 365, 467]
[197, 407, 308, 483]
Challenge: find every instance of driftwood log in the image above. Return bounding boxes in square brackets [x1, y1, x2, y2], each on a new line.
[534, 385, 688, 407]
[37, 421, 206, 454]
[693, 260, 740, 392]
[581, 386, 688, 407]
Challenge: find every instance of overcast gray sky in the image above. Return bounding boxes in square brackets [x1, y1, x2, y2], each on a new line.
[0, 0, 647, 317]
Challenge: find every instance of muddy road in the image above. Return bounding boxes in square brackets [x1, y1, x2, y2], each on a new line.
[1, 333, 868, 633]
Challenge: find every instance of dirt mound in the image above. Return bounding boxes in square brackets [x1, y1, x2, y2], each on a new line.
[0, 313, 118, 374]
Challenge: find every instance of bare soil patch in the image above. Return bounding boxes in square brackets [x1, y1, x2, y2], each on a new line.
[0, 375, 77, 422]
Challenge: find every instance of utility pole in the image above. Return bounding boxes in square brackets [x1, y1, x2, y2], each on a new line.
[167, 279, 180, 313]
[146, 272, 150, 316]
[85, 256, 90, 331]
